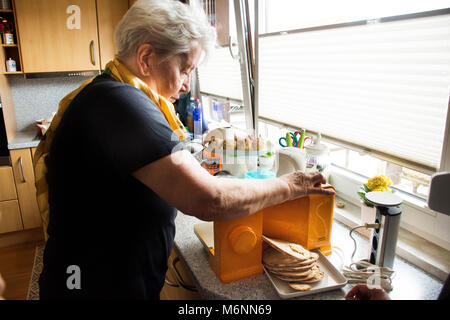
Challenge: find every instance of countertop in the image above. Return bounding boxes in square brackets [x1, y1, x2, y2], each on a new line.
[174, 212, 444, 300]
[8, 129, 42, 150]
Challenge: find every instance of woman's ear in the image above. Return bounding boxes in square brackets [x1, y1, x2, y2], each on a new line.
[136, 44, 154, 77]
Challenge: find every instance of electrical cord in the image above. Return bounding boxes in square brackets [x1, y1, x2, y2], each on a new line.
[342, 223, 395, 292]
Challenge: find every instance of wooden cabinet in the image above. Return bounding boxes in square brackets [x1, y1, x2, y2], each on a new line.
[0, 3, 23, 74]
[0, 165, 22, 234]
[160, 249, 202, 300]
[0, 200, 22, 233]
[13, 0, 129, 73]
[0, 166, 17, 201]
[96, 0, 128, 70]
[0, 148, 41, 235]
[14, 0, 101, 73]
[9, 148, 41, 230]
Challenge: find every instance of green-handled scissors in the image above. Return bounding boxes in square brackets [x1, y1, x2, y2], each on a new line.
[279, 132, 299, 147]
[279, 130, 312, 148]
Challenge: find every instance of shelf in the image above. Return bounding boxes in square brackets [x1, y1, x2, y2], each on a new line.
[3, 71, 23, 74]
[2, 44, 17, 47]
[0, 9, 13, 13]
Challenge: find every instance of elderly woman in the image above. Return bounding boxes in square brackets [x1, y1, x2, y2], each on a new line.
[35, 0, 334, 300]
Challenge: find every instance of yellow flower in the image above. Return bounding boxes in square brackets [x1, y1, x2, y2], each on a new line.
[365, 175, 393, 192]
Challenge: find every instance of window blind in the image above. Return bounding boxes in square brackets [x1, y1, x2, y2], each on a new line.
[258, 12, 450, 171]
[197, 46, 244, 101]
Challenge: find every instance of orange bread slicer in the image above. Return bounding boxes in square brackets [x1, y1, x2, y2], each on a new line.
[261, 184, 336, 256]
[194, 185, 335, 283]
[208, 211, 264, 283]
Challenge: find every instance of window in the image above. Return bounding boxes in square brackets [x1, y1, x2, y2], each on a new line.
[255, 1, 450, 250]
[258, 6, 450, 173]
[261, 0, 450, 34]
[197, 0, 249, 131]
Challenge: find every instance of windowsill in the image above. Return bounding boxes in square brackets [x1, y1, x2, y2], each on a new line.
[333, 195, 450, 282]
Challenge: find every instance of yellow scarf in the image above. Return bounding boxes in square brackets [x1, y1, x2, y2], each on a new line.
[33, 59, 188, 240]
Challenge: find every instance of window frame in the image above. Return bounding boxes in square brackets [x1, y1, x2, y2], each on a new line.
[251, 3, 450, 250]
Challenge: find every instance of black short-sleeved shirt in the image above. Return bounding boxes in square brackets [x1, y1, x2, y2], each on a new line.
[39, 74, 181, 300]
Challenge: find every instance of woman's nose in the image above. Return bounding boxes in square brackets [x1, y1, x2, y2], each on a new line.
[180, 74, 191, 94]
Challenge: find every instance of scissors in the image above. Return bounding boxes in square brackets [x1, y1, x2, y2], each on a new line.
[279, 130, 312, 148]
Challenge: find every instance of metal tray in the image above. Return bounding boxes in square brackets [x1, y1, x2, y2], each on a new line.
[264, 249, 348, 299]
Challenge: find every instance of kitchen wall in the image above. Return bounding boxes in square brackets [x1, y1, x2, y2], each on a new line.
[8, 75, 90, 132]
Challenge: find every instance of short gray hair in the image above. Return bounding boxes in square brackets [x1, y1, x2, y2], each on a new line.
[115, 0, 217, 63]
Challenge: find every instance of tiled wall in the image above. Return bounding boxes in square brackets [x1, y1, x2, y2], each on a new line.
[8, 75, 89, 132]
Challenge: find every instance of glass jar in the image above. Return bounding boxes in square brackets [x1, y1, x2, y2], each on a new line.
[305, 133, 331, 180]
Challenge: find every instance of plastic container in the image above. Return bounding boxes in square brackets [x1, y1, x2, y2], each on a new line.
[220, 150, 259, 178]
[193, 98, 202, 140]
[3, 32, 14, 45]
[5, 58, 16, 72]
[186, 98, 195, 133]
[244, 170, 276, 180]
[305, 133, 330, 179]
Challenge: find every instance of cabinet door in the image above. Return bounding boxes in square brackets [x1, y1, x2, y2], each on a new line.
[15, 0, 100, 72]
[96, 0, 129, 70]
[0, 200, 23, 233]
[0, 166, 17, 202]
[10, 149, 42, 230]
[160, 249, 202, 300]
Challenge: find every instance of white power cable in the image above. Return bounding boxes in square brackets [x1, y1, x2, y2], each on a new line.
[343, 223, 395, 292]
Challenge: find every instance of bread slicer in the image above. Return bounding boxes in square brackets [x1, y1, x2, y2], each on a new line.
[193, 147, 336, 283]
[194, 184, 336, 283]
[261, 184, 336, 256]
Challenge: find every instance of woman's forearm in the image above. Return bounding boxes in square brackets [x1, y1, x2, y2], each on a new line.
[199, 177, 292, 221]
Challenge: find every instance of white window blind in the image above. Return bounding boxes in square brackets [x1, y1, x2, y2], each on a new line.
[258, 12, 450, 171]
[197, 46, 244, 101]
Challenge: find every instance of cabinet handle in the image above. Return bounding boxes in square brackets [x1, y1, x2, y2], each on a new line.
[171, 257, 197, 292]
[90, 40, 96, 66]
[164, 277, 179, 288]
[19, 156, 26, 182]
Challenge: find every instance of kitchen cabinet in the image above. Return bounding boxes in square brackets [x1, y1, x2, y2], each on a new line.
[13, 0, 128, 73]
[0, 165, 22, 234]
[96, 0, 129, 70]
[9, 148, 41, 230]
[0, 200, 22, 233]
[14, 0, 100, 73]
[0, 165, 16, 201]
[160, 249, 202, 300]
[0, 2, 23, 74]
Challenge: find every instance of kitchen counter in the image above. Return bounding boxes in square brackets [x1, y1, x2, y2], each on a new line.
[174, 212, 445, 300]
[8, 129, 41, 150]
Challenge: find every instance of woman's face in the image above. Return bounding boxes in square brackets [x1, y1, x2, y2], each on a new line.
[149, 43, 202, 103]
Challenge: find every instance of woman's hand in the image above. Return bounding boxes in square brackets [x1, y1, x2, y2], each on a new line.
[279, 171, 335, 200]
[345, 284, 391, 300]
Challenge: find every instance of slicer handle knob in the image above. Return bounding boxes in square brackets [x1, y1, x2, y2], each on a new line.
[228, 226, 257, 254]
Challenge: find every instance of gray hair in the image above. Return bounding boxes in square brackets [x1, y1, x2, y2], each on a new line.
[115, 0, 217, 63]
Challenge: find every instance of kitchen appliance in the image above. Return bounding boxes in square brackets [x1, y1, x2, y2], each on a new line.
[262, 184, 336, 256]
[194, 147, 336, 283]
[365, 191, 403, 269]
[195, 210, 264, 283]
